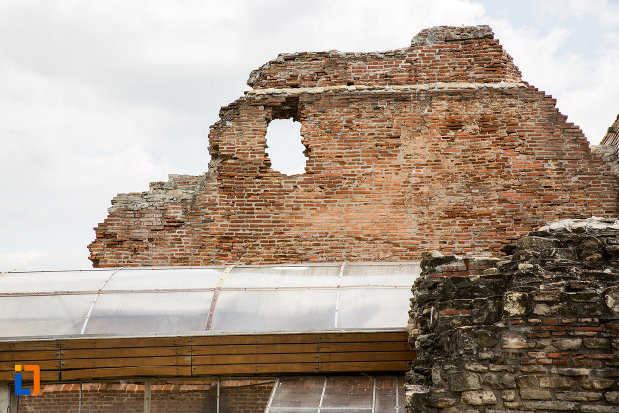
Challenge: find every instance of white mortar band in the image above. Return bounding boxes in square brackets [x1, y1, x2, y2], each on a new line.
[247, 81, 528, 95]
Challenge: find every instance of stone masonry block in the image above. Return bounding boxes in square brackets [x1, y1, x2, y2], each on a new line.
[461, 390, 497, 406]
[450, 372, 482, 392]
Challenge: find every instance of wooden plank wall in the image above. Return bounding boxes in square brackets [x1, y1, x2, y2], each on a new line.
[0, 331, 414, 382]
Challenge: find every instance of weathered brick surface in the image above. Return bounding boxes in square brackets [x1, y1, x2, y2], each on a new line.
[17, 380, 273, 413]
[247, 25, 522, 88]
[601, 114, 619, 148]
[89, 25, 619, 267]
[407, 217, 619, 412]
[18, 383, 144, 413]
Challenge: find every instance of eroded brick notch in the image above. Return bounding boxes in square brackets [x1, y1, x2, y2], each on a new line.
[88, 25, 619, 267]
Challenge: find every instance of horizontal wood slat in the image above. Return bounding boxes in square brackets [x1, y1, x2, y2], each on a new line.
[62, 355, 191, 370]
[0, 342, 58, 352]
[62, 346, 190, 360]
[0, 360, 59, 371]
[0, 370, 59, 382]
[319, 341, 411, 352]
[0, 350, 60, 362]
[192, 353, 319, 366]
[192, 363, 318, 376]
[60, 337, 193, 350]
[0, 330, 414, 382]
[191, 343, 318, 356]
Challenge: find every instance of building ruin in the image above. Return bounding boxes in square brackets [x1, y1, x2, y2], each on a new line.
[2, 25, 619, 412]
[89, 24, 618, 268]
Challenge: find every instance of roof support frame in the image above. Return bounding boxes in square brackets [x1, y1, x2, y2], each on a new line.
[80, 268, 123, 334]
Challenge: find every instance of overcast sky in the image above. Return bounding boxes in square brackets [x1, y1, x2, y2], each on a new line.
[2, 0, 619, 271]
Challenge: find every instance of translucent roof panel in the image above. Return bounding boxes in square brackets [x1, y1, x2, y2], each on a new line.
[341, 263, 420, 287]
[222, 264, 341, 288]
[0, 294, 96, 337]
[0, 269, 115, 293]
[0, 262, 418, 339]
[84, 291, 214, 335]
[210, 289, 337, 333]
[375, 376, 406, 412]
[337, 288, 412, 329]
[269, 377, 325, 410]
[321, 376, 373, 408]
[103, 267, 223, 291]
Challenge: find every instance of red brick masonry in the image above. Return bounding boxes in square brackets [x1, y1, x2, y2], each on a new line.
[89, 25, 619, 267]
[18, 380, 273, 413]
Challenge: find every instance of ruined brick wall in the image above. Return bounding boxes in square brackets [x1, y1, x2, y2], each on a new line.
[594, 114, 619, 175]
[601, 114, 619, 149]
[89, 25, 619, 267]
[407, 217, 619, 412]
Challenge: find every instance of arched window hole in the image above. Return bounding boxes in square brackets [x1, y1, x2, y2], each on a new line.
[265, 118, 307, 175]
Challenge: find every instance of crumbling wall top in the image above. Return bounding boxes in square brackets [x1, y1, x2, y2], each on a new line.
[247, 25, 522, 89]
[410, 24, 493, 45]
[601, 113, 619, 147]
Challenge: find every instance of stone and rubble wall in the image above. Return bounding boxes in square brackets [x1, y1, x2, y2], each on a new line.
[89, 25, 619, 267]
[407, 217, 619, 412]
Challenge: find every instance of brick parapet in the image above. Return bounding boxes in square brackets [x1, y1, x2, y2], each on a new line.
[407, 217, 619, 412]
[247, 25, 521, 89]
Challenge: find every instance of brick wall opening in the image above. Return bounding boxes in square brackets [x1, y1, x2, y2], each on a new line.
[265, 118, 307, 175]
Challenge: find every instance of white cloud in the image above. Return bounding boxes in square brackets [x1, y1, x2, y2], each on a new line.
[541, 0, 619, 26]
[0, 251, 52, 272]
[485, 5, 619, 143]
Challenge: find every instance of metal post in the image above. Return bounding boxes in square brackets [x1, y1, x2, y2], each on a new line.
[334, 262, 346, 328]
[0, 383, 9, 413]
[395, 377, 399, 412]
[78, 382, 82, 413]
[144, 381, 151, 413]
[216, 380, 220, 413]
[316, 378, 327, 413]
[371, 377, 376, 413]
[264, 378, 279, 413]
[8, 384, 17, 413]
